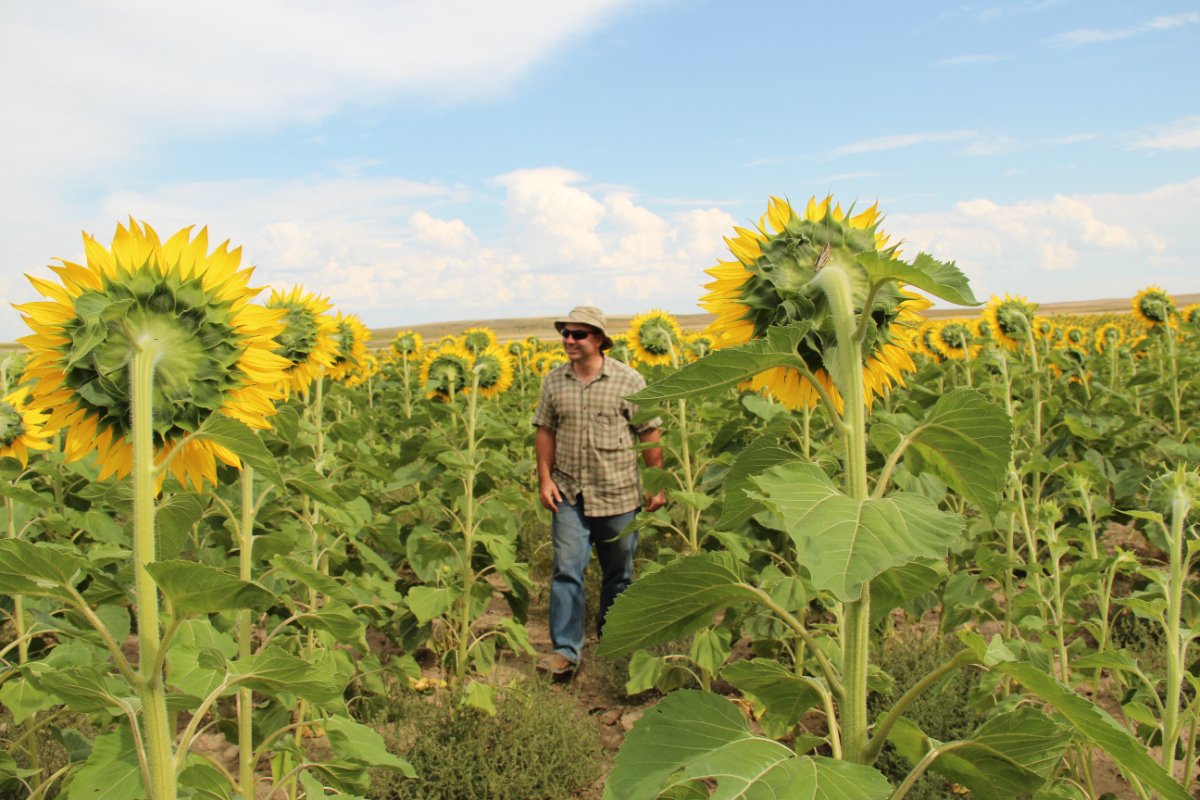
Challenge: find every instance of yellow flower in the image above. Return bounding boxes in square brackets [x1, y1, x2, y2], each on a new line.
[392, 330, 424, 358]
[1181, 304, 1200, 329]
[1132, 286, 1175, 328]
[608, 334, 632, 364]
[472, 346, 515, 399]
[343, 352, 380, 389]
[462, 326, 497, 356]
[700, 195, 929, 410]
[984, 294, 1039, 351]
[1094, 323, 1125, 354]
[629, 310, 684, 367]
[914, 320, 944, 361]
[531, 352, 565, 377]
[930, 319, 980, 360]
[328, 313, 369, 384]
[0, 386, 53, 467]
[1031, 317, 1055, 342]
[1062, 324, 1088, 351]
[16, 220, 290, 490]
[266, 285, 338, 399]
[420, 343, 474, 401]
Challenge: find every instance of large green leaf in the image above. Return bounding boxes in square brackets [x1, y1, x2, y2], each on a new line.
[752, 463, 964, 601]
[720, 659, 822, 739]
[605, 690, 891, 800]
[716, 434, 799, 529]
[324, 715, 416, 775]
[191, 413, 285, 488]
[155, 492, 205, 560]
[900, 389, 1012, 517]
[26, 664, 125, 714]
[596, 553, 757, 657]
[0, 677, 58, 724]
[64, 722, 143, 800]
[997, 660, 1191, 800]
[627, 324, 812, 405]
[0, 539, 86, 600]
[228, 646, 344, 708]
[146, 560, 276, 616]
[888, 707, 1072, 800]
[286, 465, 344, 507]
[869, 558, 946, 623]
[858, 251, 979, 307]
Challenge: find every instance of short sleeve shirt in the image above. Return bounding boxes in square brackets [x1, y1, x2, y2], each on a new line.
[533, 357, 661, 517]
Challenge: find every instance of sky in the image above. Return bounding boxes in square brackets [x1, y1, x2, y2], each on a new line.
[2, 0, 1198, 341]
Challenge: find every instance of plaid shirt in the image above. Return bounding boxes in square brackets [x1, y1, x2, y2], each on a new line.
[533, 357, 661, 516]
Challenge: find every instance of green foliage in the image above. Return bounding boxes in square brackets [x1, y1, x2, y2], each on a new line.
[367, 681, 601, 800]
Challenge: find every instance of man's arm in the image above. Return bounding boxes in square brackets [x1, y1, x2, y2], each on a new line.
[638, 428, 667, 512]
[535, 425, 563, 511]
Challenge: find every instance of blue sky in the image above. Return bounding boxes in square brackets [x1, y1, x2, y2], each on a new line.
[2, 0, 1198, 341]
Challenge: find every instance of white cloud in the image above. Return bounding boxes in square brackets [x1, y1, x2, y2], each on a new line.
[889, 178, 1198, 303]
[1051, 133, 1101, 145]
[828, 131, 976, 158]
[409, 210, 477, 250]
[936, 54, 1009, 66]
[1129, 116, 1200, 151]
[1049, 12, 1200, 47]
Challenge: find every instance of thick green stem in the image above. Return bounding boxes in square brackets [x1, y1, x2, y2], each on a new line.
[131, 342, 176, 800]
[237, 466, 255, 796]
[455, 378, 481, 683]
[812, 266, 871, 763]
[1161, 490, 1190, 777]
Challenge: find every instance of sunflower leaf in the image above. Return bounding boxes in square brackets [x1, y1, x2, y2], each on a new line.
[190, 413, 285, 488]
[716, 433, 800, 529]
[146, 560, 276, 616]
[859, 251, 980, 307]
[627, 323, 813, 405]
[0, 539, 87, 601]
[750, 462, 964, 602]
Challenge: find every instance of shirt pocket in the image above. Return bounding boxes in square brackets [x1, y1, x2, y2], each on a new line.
[592, 412, 631, 450]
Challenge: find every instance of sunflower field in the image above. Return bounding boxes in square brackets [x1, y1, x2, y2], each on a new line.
[1, 206, 1198, 800]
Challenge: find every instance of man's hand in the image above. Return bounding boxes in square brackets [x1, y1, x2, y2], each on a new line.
[644, 489, 667, 513]
[540, 479, 564, 512]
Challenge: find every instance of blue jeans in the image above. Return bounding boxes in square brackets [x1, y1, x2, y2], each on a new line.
[549, 495, 638, 665]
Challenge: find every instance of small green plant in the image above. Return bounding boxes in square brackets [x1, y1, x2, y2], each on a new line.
[368, 679, 602, 800]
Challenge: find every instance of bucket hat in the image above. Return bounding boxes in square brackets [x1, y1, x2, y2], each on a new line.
[554, 306, 613, 351]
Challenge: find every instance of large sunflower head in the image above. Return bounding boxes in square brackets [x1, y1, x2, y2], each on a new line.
[16, 220, 290, 490]
[1181, 304, 1200, 330]
[328, 313, 369, 384]
[462, 327, 498, 356]
[472, 346, 515, 400]
[0, 386, 53, 467]
[265, 285, 337, 399]
[628, 310, 684, 367]
[931, 319, 980, 360]
[392, 330, 424, 359]
[1132, 286, 1176, 328]
[984, 294, 1039, 352]
[420, 344, 474, 402]
[700, 195, 930, 410]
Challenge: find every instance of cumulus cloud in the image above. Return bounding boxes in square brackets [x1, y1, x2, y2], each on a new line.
[889, 178, 1198, 302]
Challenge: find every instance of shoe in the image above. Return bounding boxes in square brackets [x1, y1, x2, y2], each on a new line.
[536, 652, 577, 680]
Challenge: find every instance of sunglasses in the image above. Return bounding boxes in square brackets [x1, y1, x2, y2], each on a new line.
[560, 329, 594, 340]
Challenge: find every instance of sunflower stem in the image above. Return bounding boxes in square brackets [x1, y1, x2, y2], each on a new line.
[237, 465, 256, 797]
[455, 374, 481, 684]
[130, 340, 177, 800]
[812, 264, 871, 765]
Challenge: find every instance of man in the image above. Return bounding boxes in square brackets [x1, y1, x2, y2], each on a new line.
[533, 306, 666, 678]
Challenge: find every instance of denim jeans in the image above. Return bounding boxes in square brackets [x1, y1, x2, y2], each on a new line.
[549, 495, 638, 665]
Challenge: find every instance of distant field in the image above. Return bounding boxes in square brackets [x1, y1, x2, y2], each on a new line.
[3, 294, 1196, 351]
[367, 293, 1200, 347]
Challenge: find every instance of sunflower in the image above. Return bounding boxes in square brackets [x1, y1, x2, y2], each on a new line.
[1031, 317, 1056, 343]
[421, 344, 474, 401]
[914, 320, 944, 362]
[608, 335, 632, 364]
[16, 220, 290, 490]
[343, 352, 381, 389]
[972, 316, 993, 343]
[0, 386, 53, 467]
[328, 313, 369, 384]
[1062, 325, 1089, 351]
[628, 310, 684, 367]
[1132, 286, 1176, 328]
[983, 294, 1039, 352]
[531, 352, 565, 377]
[266, 285, 337, 399]
[930, 319, 980, 360]
[1181, 304, 1200, 329]
[392, 330, 424, 359]
[472, 346, 515, 400]
[462, 326, 497, 356]
[1094, 323, 1125, 354]
[506, 340, 527, 359]
[685, 332, 715, 362]
[701, 195, 930, 411]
